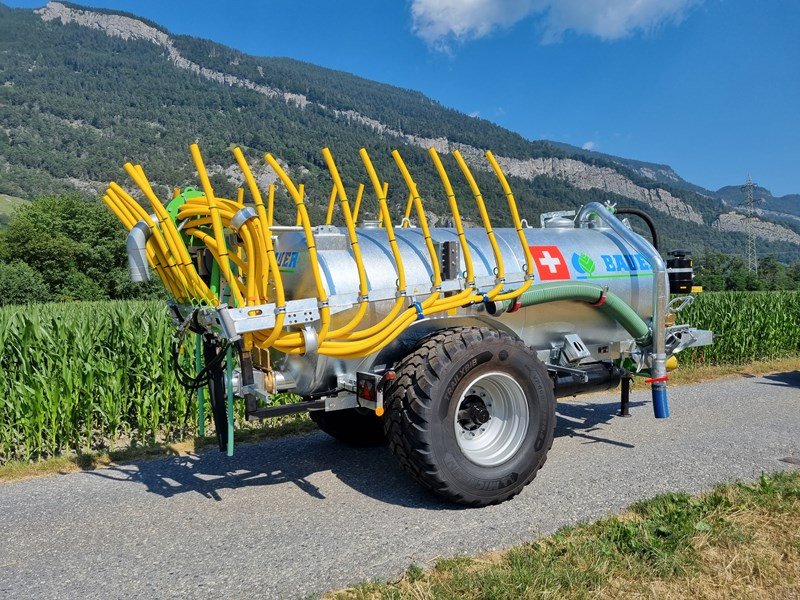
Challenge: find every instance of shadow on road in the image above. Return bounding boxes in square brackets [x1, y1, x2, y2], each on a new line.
[757, 370, 800, 388]
[86, 398, 638, 505]
[556, 399, 642, 449]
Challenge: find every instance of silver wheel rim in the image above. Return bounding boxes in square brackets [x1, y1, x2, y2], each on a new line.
[453, 371, 529, 467]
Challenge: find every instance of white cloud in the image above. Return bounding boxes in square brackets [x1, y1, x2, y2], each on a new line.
[582, 141, 596, 150]
[411, 0, 702, 47]
[469, 110, 481, 118]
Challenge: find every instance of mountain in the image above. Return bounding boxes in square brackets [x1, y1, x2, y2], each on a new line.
[716, 185, 800, 216]
[549, 142, 713, 196]
[1, 1, 799, 260]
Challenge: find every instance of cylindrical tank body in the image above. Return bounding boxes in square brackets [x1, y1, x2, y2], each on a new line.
[273, 223, 661, 395]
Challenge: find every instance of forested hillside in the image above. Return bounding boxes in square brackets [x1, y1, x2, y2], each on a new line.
[1, 1, 799, 260]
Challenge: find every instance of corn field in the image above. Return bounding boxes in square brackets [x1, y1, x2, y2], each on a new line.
[680, 291, 800, 365]
[1, 292, 799, 463]
[0, 301, 192, 463]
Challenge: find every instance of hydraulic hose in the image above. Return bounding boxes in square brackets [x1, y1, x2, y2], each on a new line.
[487, 281, 651, 343]
[615, 207, 659, 251]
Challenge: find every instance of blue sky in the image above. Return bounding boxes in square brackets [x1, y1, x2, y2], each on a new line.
[8, 0, 800, 195]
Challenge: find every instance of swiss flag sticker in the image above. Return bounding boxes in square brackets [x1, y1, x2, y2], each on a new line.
[529, 245, 570, 280]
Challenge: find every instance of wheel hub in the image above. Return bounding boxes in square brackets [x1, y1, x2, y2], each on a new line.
[453, 371, 529, 467]
[457, 395, 491, 431]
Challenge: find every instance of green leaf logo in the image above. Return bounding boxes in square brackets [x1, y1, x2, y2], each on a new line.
[578, 253, 596, 275]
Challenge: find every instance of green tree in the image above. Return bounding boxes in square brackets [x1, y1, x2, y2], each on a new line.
[0, 194, 161, 303]
[0, 260, 51, 305]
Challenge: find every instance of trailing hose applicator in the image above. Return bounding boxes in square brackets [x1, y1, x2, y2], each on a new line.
[101, 141, 713, 493]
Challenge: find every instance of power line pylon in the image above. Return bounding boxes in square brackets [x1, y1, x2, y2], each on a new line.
[740, 175, 759, 274]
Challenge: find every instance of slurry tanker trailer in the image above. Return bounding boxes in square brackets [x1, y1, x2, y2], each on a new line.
[105, 144, 711, 506]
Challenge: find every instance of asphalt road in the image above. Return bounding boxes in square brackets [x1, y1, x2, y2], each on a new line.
[1, 372, 799, 599]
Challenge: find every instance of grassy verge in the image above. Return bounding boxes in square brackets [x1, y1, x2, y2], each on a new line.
[332, 471, 800, 599]
[0, 415, 314, 483]
[668, 355, 799, 386]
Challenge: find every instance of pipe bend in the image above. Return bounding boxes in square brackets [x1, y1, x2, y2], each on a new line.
[127, 220, 152, 282]
[577, 202, 669, 416]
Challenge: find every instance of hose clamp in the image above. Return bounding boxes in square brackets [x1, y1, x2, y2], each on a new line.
[357, 294, 370, 303]
[231, 207, 258, 233]
[274, 306, 287, 315]
[430, 284, 442, 293]
[395, 290, 408, 298]
[317, 300, 330, 309]
[412, 301, 425, 320]
[494, 277, 506, 285]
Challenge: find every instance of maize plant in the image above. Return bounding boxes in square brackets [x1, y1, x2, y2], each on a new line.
[0, 301, 190, 463]
[680, 291, 800, 365]
[0, 292, 797, 463]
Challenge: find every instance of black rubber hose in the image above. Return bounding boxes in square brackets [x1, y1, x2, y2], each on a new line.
[615, 207, 659, 251]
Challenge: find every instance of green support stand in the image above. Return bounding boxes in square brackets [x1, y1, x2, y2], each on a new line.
[195, 333, 205, 438]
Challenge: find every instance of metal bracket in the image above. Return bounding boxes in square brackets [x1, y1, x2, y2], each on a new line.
[667, 295, 695, 314]
[545, 363, 589, 383]
[230, 207, 258, 233]
[301, 325, 319, 356]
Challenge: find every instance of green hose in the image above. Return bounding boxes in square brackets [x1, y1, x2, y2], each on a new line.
[487, 281, 651, 343]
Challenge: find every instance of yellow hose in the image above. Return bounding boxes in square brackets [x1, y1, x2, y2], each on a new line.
[188, 144, 243, 306]
[452, 150, 506, 301]
[103, 145, 540, 360]
[321, 147, 370, 338]
[485, 150, 535, 302]
[265, 153, 332, 350]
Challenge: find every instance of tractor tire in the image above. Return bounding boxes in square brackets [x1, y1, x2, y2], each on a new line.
[384, 326, 556, 506]
[309, 407, 386, 447]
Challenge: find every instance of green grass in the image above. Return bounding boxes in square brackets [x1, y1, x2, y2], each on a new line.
[331, 472, 800, 599]
[0, 300, 303, 464]
[0, 193, 27, 226]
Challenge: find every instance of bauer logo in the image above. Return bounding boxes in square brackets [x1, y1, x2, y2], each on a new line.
[276, 251, 299, 272]
[571, 252, 653, 279]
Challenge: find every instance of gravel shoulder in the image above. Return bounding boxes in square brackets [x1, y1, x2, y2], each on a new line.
[1, 372, 798, 599]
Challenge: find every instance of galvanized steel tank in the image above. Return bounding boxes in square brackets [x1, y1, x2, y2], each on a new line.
[273, 218, 664, 395]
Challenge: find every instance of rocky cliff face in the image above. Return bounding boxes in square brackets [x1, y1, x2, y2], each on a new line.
[34, 2, 787, 239]
[495, 156, 704, 223]
[713, 212, 800, 244]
